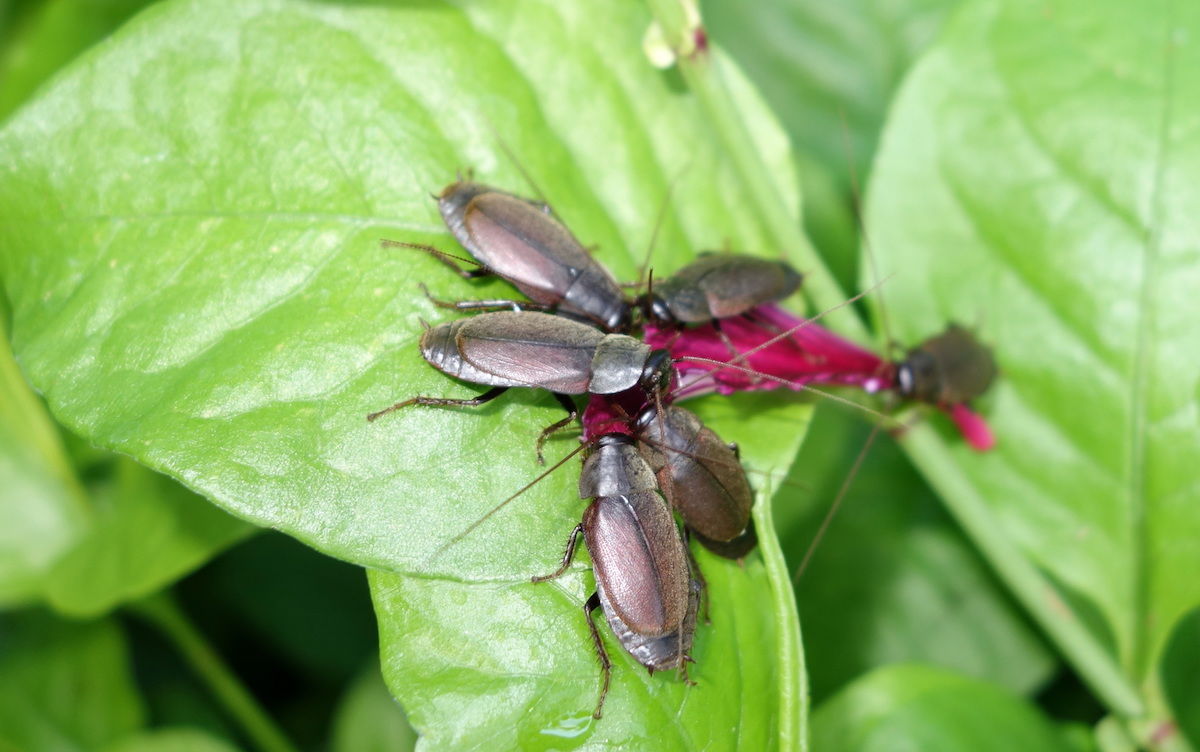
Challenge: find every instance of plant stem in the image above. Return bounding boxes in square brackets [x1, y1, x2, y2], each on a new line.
[755, 479, 808, 752]
[643, 0, 865, 340]
[130, 592, 300, 752]
[901, 425, 1145, 717]
[643, 0, 1147, 722]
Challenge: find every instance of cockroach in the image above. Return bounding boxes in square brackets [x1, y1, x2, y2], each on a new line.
[580, 392, 759, 560]
[532, 432, 699, 719]
[417, 181, 631, 332]
[639, 252, 802, 325]
[366, 311, 673, 460]
[634, 404, 755, 557]
[405, 180, 803, 332]
[896, 324, 996, 407]
[893, 324, 997, 450]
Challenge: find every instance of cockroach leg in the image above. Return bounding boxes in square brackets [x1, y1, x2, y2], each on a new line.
[583, 592, 613, 719]
[711, 319, 741, 363]
[531, 524, 583, 582]
[384, 239, 491, 279]
[418, 282, 555, 314]
[366, 386, 507, 422]
[534, 394, 580, 465]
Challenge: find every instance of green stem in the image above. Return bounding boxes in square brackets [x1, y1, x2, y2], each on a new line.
[644, 0, 1147, 723]
[130, 592, 300, 752]
[643, 0, 864, 340]
[755, 483, 807, 752]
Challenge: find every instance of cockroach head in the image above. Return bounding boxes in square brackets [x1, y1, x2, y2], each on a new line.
[637, 292, 676, 327]
[607, 306, 634, 333]
[638, 349, 674, 395]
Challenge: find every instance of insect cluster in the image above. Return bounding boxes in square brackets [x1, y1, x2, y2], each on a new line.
[369, 179, 997, 718]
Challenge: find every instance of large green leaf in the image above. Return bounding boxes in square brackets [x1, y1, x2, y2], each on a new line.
[0, 610, 145, 752]
[0, 0, 809, 745]
[867, 0, 1200, 729]
[372, 394, 809, 751]
[811, 664, 1071, 752]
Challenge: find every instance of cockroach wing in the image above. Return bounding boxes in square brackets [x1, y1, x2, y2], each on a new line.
[926, 325, 997, 405]
[418, 320, 532, 388]
[584, 491, 690, 638]
[439, 181, 551, 256]
[639, 406, 752, 543]
[596, 559, 698, 672]
[441, 183, 628, 330]
[455, 312, 603, 394]
[655, 254, 802, 322]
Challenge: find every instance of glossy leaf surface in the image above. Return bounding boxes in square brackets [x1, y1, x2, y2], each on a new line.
[0, 0, 809, 746]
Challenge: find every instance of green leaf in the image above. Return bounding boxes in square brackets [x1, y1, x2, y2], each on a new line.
[0, 610, 145, 752]
[0, 0, 808, 745]
[45, 456, 253, 617]
[779, 408, 1055, 703]
[330, 663, 417, 752]
[812, 664, 1071, 752]
[0, 0, 156, 121]
[1161, 607, 1200, 749]
[0, 322, 88, 607]
[866, 0, 1200, 726]
[101, 729, 241, 752]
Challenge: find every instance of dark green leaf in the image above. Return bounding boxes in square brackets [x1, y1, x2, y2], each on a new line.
[703, 0, 962, 193]
[0, 610, 144, 752]
[1160, 607, 1200, 749]
[186, 531, 375, 682]
[867, 0, 1200, 725]
[812, 664, 1071, 752]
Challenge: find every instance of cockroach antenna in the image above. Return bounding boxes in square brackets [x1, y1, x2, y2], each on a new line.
[485, 121, 554, 211]
[381, 239, 487, 279]
[636, 161, 692, 286]
[792, 423, 881, 583]
[427, 441, 589, 563]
